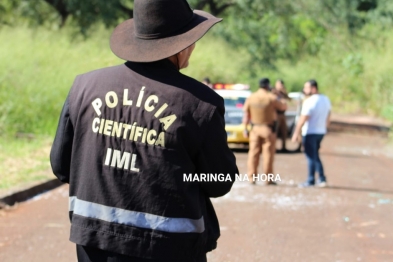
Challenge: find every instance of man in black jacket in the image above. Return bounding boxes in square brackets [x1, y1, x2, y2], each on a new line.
[50, 0, 238, 261]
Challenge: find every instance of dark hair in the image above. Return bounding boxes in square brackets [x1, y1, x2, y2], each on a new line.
[307, 79, 318, 89]
[276, 79, 284, 85]
[259, 78, 270, 88]
[203, 77, 211, 84]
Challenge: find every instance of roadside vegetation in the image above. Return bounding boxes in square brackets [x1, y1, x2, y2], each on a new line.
[0, 136, 52, 191]
[0, 0, 392, 190]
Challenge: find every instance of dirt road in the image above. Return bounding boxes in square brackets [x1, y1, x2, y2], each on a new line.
[0, 133, 392, 262]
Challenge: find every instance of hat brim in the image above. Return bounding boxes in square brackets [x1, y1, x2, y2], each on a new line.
[110, 10, 222, 62]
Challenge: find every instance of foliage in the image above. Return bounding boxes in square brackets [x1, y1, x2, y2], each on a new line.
[0, 0, 20, 25]
[0, 0, 392, 137]
[3, 0, 393, 66]
[9, 0, 134, 33]
[183, 30, 251, 83]
[342, 54, 364, 77]
[0, 26, 122, 136]
[188, 0, 235, 15]
[0, 136, 53, 190]
[216, 0, 383, 67]
[0, 26, 248, 136]
[1, 1, 392, 190]
[1, 25, 392, 139]
[6, 0, 232, 33]
[264, 30, 393, 120]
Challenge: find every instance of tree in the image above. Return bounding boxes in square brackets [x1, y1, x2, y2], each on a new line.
[16, 0, 234, 32]
[213, 0, 386, 68]
[43, 0, 70, 27]
[0, 0, 20, 26]
[6, 0, 393, 68]
[13, 0, 134, 33]
[189, 0, 235, 16]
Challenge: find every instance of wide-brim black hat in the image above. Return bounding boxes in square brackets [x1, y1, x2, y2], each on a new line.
[110, 0, 222, 62]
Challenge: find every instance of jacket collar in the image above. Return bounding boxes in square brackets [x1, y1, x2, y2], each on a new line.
[125, 59, 178, 72]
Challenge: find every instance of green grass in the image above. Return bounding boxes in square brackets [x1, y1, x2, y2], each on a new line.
[1, 26, 392, 139]
[0, 26, 251, 137]
[0, 26, 123, 190]
[0, 26, 123, 136]
[0, 136, 53, 191]
[190, 29, 393, 123]
[0, 25, 392, 190]
[183, 33, 252, 83]
[252, 31, 393, 122]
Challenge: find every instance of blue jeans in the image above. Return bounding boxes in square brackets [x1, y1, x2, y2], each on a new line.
[302, 134, 326, 184]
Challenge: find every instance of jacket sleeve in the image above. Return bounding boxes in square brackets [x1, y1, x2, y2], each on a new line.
[50, 96, 74, 183]
[195, 106, 239, 198]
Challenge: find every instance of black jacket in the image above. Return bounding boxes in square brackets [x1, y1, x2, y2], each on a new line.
[50, 59, 238, 260]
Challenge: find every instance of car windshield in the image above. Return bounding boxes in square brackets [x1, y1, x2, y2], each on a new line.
[225, 107, 243, 125]
[224, 97, 246, 108]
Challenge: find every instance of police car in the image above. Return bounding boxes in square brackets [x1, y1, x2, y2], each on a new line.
[213, 84, 251, 144]
[214, 83, 303, 152]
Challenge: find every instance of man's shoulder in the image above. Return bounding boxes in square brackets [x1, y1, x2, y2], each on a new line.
[320, 94, 331, 102]
[269, 92, 279, 100]
[320, 94, 331, 109]
[307, 94, 319, 102]
[245, 92, 258, 104]
[302, 96, 315, 109]
[314, 94, 331, 105]
[259, 90, 278, 101]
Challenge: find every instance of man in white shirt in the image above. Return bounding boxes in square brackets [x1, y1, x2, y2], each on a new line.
[291, 80, 331, 187]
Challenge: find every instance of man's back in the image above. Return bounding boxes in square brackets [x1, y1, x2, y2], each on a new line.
[50, 2, 238, 260]
[50, 60, 238, 260]
[245, 89, 279, 125]
[301, 94, 331, 135]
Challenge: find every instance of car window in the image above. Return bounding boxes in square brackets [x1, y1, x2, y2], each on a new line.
[224, 97, 246, 108]
[225, 108, 243, 125]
